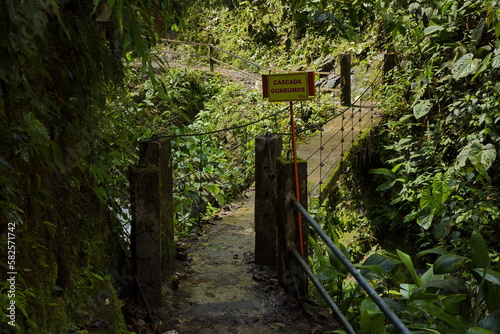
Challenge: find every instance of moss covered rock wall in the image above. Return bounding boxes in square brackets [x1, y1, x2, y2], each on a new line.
[0, 0, 142, 332]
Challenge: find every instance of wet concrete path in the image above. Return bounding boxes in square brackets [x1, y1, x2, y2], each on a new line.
[159, 192, 336, 333]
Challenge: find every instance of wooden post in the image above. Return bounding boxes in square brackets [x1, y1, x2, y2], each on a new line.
[340, 53, 351, 106]
[383, 53, 396, 85]
[276, 157, 308, 298]
[130, 137, 174, 310]
[254, 134, 282, 266]
[209, 44, 215, 72]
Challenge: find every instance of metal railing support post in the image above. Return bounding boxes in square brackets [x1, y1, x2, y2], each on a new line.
[276, 157, 308, 298]
[254, 134, 282, 266]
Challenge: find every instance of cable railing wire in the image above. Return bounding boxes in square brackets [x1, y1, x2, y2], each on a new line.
[170, 109, 282, 227]
[305, 60, 383, 191]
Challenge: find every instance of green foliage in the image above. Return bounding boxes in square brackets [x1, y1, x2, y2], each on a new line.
[1, 0, 498, 332]
[127, 67, 293, 235]
[0, 0, 175, 331]
[299, 1, 500, 331]
[126, 67, 222, 128]
[175, 0, 380, 75]
[282, 0, 380, 41]
[361, 0, 500, 253]
[309, 230, 500, 332]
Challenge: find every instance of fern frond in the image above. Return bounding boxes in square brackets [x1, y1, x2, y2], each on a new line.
[23, 112, 50, 141]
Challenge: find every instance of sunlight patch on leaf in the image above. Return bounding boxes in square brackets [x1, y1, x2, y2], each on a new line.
[493, 47, 500, 69]
[413, 100, 433, 119]
[452, 53, 480, 80]
[456, 141, 496, 174]
[424, 25, 445, 35]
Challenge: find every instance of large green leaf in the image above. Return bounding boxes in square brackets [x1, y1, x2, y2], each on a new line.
[452, 53, 480, 80]
[413, 100, 433, 119]
[309, 235, 328, 267]
[485, 282, 500, 312]
[361, 253, 399, 278]
[408, 299, 467, 332]
[375, 180, 397, 191]
[456, 141, 497, 174]
[398, 250, 423, 287]
[417, 248, 449, 258]
[468, 143, 496, 173]
[316, 265, 338, 280]
[442, 294, 469, 315]
[470, 231, 490, 269]
[420, 187, 439, 211]
[433, 254, 464, 274]
[417, 206, 435, 230]
[424, 25, 445, 35]
[471, 18, 485, 45]
[431, 173, 452, 204]
[472, 53, 492, 81]
[418, 277, 467, 295]
[466, 327, 493, 334]
[493, 47, 500, 69]
[478, 310, 500, 331]
[360, 298, 387, 334]
[420, 267, 443, 286]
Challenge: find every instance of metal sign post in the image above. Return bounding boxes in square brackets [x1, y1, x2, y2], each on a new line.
[289, 101, 304, 255]
[263, 72, 315, 256]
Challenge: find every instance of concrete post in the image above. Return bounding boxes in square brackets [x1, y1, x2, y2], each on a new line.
[276, 157, 308, 299]
[130, 167, 163, 310]
[340, 53, 351, 106]
[254, 134, 282, 266]
[137, 138, 175, 271]
[130, 137, 174, 310]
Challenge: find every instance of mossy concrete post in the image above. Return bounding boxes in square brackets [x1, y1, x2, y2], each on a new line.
[276, 157, 308, 299]
[340, 53, 351, 106]
[130, 137, 174, 310]
[254, 134, 282, 266]
[137, 138, 175, 271]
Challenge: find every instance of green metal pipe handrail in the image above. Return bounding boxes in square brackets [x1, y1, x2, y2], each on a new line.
[290, 248, 357, 334]
[291, 198, 411, 334]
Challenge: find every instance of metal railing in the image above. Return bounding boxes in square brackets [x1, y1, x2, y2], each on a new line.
[291, 198, 411, 334]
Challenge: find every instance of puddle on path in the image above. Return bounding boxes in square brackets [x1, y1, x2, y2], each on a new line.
[152, 190, 338, 334]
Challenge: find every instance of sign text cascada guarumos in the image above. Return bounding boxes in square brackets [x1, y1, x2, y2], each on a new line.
[262, 72, 316, 102]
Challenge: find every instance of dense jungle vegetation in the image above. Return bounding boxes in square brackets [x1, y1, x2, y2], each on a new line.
[0, 0, 499, 332]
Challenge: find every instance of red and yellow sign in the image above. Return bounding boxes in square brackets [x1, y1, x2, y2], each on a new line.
[262, 72, 315, 102]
